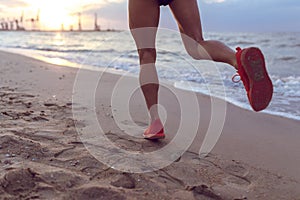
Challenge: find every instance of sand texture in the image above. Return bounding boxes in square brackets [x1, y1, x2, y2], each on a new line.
[0, 51, 300, 199]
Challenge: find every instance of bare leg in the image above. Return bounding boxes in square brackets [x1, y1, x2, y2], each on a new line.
[129, 0, 160, 122]
[169, 0, 238, 69]
[169, 0, 273, 112]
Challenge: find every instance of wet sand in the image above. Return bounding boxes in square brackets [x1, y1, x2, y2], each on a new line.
[0, 51, 299, 199]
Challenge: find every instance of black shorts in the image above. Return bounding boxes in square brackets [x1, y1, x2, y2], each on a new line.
[158, 0, 174, 6]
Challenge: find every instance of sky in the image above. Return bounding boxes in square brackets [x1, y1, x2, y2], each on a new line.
[0, 0, 299, 32]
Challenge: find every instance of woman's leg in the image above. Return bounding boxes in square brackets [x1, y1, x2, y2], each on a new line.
[129, 0, 162, 125]
[169, 0, 238, 69]
[169, 0, 273, 111]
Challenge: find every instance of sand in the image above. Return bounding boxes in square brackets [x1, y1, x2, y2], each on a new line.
[0, 50, 299, 200]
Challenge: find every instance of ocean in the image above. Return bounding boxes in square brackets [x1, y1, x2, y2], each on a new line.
[0, 30, 299, 121]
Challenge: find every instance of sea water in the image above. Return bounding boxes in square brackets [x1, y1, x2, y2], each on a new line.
[0, 30, 299, 120]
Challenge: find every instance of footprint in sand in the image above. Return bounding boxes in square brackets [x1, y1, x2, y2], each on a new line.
[0, 168, 38, 196]
[224, 164, 249, 177]
[72, 187, 126, 200]
[111, 173, 136, 189]
[223, 164, 251, 189]
[40, 171, 84, 191]
[223, 175, 251, 190]
[119, 120, 147, 138]
[0, 135, 46, 159]
[191, 184, 223, 200]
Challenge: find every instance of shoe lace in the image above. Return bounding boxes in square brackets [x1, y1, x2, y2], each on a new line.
[232, 47, 243, 83]
[232, 73, 241, 83]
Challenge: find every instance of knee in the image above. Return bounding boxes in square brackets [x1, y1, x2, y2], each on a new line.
[184, 37, 207, 60]
[138, 48, 157, 64]
[186, 47, 201, 60]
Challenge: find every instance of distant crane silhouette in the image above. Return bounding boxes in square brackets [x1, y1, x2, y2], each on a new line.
[18, 11, 24, 29]
[78, 12, 82, 31]
[4, 19, 8, 30]
[20, 11, 24, 24]
[15, 19, 20, 30]
[15, 11, 25, 30]
[94, 13, 100, 31]
[26, 9, 40, 31]
[0, 18, 9, 30]
[0, 18, 5, 30]
[9, 18, 14, 30]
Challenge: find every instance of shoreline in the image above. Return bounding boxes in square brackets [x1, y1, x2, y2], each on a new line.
[0, 50, 300, 199]
[1, 47, 299, 122]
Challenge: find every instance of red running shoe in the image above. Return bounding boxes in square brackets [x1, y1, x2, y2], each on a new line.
[143, 119, 165, 140]
[234, 47, 273, 112]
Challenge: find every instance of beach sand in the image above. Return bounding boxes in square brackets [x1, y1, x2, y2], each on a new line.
[0, 50, 299, 200]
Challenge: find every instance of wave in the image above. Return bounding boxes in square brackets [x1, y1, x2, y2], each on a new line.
[1, 31, 300, 121]
[2, 45, 118, 54]
[276, 56, 297, 61]
[228, 41, 256, 46]
[273, 75, 300, 96]
[276, 44, 288, 48]
[259, 39, 271, 43]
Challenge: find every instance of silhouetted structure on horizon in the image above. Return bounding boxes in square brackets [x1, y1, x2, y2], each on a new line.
[0, 10, 118, 32]
[78, 12, 82, 31]
[25, 9, 40, 31]
[0, 14, 25, 31]
[94, 13, 100, 31]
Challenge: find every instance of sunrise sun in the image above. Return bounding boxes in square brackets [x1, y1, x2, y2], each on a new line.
[24, 0, 79, 30]
[40, 8, 76, 30]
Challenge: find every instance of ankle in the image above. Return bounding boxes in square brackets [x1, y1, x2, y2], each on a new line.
[232, 57, 238, 70]
[150, 117, 161, 124]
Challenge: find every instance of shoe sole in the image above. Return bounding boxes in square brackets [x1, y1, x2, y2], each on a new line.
[241, 48, 273, 111]
[143, 132, 165, 140]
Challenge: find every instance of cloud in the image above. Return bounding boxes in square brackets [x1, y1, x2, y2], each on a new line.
[81, 0, 126, 16]
[0, 0, 28, 8]
[0, 0, 29, 19]
[80, 0, 127, 29]
[78, 0, 124, 11]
